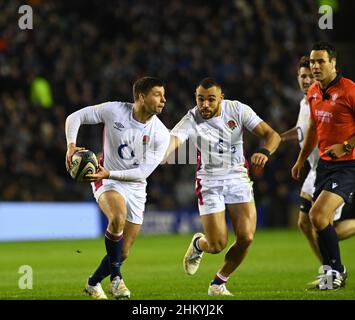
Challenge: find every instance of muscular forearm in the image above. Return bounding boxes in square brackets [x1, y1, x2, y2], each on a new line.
[263, 131, 281, 155]
[109, 168, 146, 182]
[281, 127, 298, 142]
[109, 159, 163, 182]
[162, 135, 183, 163]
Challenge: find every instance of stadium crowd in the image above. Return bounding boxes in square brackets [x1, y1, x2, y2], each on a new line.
[1, 0, 329, 226]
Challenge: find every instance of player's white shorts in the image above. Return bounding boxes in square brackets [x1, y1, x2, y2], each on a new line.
[301, 169, 344, 221]
[92, 179, 146, 225]
[301, 169, 316, 197]
[196, 176, 254, 215]
[334, 203, 345, 222]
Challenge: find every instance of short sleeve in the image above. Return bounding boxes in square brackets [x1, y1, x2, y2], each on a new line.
[170, 112, 194, 143]
[238, 102, 263, 131]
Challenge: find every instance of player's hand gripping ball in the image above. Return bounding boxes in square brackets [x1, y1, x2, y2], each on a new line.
[69, 149, 98, 182]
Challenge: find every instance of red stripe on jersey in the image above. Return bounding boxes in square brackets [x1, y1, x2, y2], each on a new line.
[194, 149, 204, 204]
[244, 159, 249, 170]
[196, 148, 201, 172]
[94, 178, 103, 191]
[195, 178, 204, 205]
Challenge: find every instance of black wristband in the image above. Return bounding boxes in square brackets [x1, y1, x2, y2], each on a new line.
[257, 148, 271, 158]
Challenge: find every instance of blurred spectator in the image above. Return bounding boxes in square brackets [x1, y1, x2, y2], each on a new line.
[30, 76, 53, 108]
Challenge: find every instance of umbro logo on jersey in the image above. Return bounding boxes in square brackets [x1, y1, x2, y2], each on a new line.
[113, 122, 125, 131]
[332, 182, 338, 189]
[200, 126, 210, 135]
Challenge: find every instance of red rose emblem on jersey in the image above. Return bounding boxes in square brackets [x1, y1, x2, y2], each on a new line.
[143, 135, 150, 145]
[227, 120, 236, 130]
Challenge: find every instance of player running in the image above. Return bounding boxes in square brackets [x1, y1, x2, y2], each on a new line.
[165, 78, 281, 296]
[65, 77, 170, 299]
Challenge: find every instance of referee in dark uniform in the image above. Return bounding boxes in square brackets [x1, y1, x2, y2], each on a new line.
[292, 42, 355, 290]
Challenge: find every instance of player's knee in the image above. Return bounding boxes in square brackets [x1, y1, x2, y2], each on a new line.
[208, 240, 227, 254]
[109, 215, 125, 232]
[208, 246, 223, 254]
[238, 233, 254, 248]
[309, 208, 324, 229]
[298, 215, 310, 233]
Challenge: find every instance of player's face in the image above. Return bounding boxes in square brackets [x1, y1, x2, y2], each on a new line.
[297, 67, 314, 94]
[143, 86, 166, 114]
[195, 86, 224, 119]
[310, 50, 336, 84]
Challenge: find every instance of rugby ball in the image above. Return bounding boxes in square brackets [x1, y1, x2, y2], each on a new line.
[69, 149, 98, 182]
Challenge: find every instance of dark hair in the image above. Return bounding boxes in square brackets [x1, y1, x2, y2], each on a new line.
[133, 76, 164, 101]
[312, 41, 337, 60]
[196, 77, 221, 90]
[298, 56, 310, 70]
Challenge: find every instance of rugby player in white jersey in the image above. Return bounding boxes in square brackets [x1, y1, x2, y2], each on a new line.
[166, 78, 281, 296]
[65, 77, 170, 299]
[281, 56, 355, 286]
[281, 56, 322, 260]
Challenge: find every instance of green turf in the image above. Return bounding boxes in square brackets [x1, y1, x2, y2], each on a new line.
[1, 229, 354, 300]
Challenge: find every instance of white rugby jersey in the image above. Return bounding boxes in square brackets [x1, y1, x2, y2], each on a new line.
[171, 99, 263, 180]
[65, 101, 170, 184]
[296, 97, 319, 170]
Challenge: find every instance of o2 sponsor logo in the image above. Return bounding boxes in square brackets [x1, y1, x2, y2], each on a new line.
[214, 139, 237, 154]
[118, 144, 135, 160]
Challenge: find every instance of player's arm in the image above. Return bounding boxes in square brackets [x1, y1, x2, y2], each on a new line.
[84, 160, 155, 183]
[324, 134, 355, 159]
[343, 135, 355, 153]
[291, 119, 317, 180]
[280, 127, 298, 142]
[65, 103, 108, 170]
[162, 135, 184, 163]
[161, 113, 192, 163]
[66, 143, 86, 171]
[106, 165, 154, 182]
[326, 86, 355, 157]
[85, 132, 171, 182]
[110, 134, 170, 182]
[250, 121, 281, 168]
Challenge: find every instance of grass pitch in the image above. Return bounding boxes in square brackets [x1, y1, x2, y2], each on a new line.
[1, 229, 354, 300]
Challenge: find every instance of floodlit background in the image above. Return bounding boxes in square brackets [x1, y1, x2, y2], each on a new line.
[1, 0, 354, 240]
